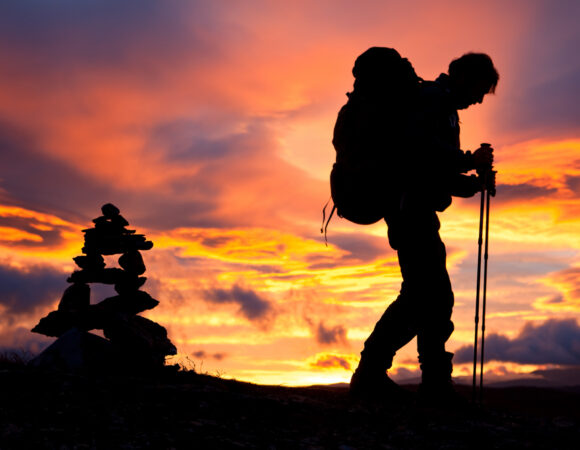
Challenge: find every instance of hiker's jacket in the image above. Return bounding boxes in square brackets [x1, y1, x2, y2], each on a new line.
[409, 73, 479, 212]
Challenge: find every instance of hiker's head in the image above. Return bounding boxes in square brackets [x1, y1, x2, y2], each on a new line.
[352, 47, 419, 97]
[448, 53, 499, 109]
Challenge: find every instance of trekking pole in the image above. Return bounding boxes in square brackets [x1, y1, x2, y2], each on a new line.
[472, 143, 492, 405]
[479, 171, 494, 405]
[472, 184, 485, 404]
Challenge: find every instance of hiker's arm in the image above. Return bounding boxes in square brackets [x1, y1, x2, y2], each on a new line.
[450, 171, 496, 198]
[433, 143, 473, 174]
[449, 174, 480, 198]
[416, 104, 471, 173]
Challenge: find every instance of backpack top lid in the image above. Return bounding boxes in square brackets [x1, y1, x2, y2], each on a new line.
[352, 47, 402, 78]
[352, 47, 420, 97]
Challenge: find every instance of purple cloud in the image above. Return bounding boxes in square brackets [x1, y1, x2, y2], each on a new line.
[307, 232, 391, 269]
[315, 321, 348, 346]
[455, 318, 580, 365]
[565, 175, 580, 195]
[191, 350, 226, 361]
[495, 183, 558, 202]
[0, 264, 65, 315]
[203, 284, 274, 322]
[491, 1, 580, 139]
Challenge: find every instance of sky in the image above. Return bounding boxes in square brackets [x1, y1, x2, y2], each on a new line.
[1, 0, 580, 386]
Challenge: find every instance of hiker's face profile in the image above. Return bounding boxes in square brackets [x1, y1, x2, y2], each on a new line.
[450, 74, 490, 109]
[462, 88, 486, 109]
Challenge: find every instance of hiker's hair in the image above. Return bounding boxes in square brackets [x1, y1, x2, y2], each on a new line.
[448, 53, 499, 94]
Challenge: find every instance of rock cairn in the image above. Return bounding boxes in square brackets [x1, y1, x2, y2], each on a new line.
[31, 204, 176, 372]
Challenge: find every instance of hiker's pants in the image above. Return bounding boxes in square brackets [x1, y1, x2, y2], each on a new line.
[361, 207, 454, 378]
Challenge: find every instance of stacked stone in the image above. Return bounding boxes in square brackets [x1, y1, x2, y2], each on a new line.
[32, 204, 176, 371]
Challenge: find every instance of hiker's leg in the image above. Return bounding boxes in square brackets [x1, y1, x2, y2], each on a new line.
[357, 281, 419, 375]
[354, 209, 433, 377]
[351, 259, 419, 399]
[353, 210, 420, 376]
[412, 231, 455, 387]
[353, 208, 448, 378]
[390, 207, 456, 386]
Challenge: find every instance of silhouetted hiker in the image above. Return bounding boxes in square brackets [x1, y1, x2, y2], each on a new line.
[345, 51, 498, 405]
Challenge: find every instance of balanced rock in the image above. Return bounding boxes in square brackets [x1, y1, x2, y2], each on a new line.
[118, 249, 146, 275]
[104, 315, 177, 369]
[73, 253, 105, 271]
[101, 203, 120, 217]
[95, 291, 159, 316]
[58, 283, 90, 312]
[32, 310, 77, 337]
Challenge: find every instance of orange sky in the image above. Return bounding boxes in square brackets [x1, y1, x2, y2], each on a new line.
[1, 0, 580, 386]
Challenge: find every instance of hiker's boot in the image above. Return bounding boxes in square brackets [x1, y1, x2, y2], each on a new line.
[350, 366, 413, 403]
[418, 352, 468, 409]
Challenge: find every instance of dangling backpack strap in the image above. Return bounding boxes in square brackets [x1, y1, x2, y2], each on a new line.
[320, 197, 337, 246]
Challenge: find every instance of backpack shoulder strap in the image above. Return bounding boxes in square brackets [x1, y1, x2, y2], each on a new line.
[320, 197, 337, 246]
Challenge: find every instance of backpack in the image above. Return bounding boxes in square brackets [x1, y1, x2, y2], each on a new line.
[321, 47, 421, 242]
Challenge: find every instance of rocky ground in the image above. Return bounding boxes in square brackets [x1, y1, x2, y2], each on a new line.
[1, 364, 579, 449]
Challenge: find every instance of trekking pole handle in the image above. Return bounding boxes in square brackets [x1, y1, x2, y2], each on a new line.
[476, 143, 495, 194]
[476, 143, 492, 171]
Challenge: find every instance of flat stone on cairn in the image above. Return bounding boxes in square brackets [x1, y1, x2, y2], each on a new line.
[31, 203, 176, 372]
[82, 204, 153, 256]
